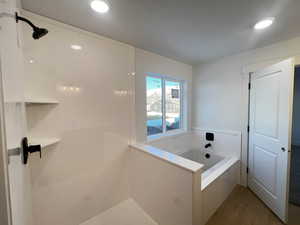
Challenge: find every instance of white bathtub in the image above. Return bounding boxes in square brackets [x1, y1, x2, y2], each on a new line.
[180, 150, 223, 171]
[179, 148, 239, 224]
[130, 131, 241, 225]
[180, 149, 239, 191]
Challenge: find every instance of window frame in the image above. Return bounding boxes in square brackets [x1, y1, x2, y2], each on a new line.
[146, 73, 185, 139]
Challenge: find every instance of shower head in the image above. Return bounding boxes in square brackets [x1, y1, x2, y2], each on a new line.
[15, 12, 49, 40]
[32, 27, 48, 40]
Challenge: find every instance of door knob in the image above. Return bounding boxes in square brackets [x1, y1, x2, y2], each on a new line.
[21, 137, 41, 165]
[281, 147, 286, 152]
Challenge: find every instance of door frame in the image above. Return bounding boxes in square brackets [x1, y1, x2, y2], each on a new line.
[0, 59, 12, 225]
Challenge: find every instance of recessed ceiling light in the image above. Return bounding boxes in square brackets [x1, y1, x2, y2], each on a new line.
[29, 59, 34, 63]
[71, 44, 82, 50]
[90, 0, 110, 13]
[254, 18, 274, 30]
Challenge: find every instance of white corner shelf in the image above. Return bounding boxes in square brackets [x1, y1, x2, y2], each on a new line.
[25, 98, 59, 105]
[29, 138, 60, 148]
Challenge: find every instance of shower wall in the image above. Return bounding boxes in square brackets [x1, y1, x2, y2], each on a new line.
[21, 11, 135, 225]
[0, 1, 33, 225]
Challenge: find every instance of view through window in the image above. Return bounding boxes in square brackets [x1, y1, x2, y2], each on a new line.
[146, 75, 182, 136]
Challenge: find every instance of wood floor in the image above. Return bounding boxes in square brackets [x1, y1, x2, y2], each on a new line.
[289, 203, 300, 225]
[206, 185, 284, 225]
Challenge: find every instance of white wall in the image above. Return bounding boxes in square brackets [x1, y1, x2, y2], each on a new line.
[135, 48, 193, 143]
[22, 12, 135, 225]
[193, 36, 300, 132]
[192, 35, 300, 185]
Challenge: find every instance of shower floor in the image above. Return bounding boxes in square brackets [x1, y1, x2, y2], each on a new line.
[80, 199, 158, 225]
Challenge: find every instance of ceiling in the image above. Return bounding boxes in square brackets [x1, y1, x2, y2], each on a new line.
[21, 0, 300, 64]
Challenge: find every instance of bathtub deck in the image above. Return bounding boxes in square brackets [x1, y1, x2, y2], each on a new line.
[79, 199, 158, 225]
[206, 185, 284, 225]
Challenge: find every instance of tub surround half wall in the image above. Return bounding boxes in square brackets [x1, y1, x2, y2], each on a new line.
[130, 143, 203, 173]
[129, 145, 202, 225]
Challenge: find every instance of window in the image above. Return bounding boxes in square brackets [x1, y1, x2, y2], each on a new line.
[146, 74, 183, 136]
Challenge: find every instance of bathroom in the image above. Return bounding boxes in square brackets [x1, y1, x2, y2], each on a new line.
[1, 0, 300, 225]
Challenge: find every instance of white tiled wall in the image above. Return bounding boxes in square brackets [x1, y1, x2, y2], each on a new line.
[21, 11, 135, 225]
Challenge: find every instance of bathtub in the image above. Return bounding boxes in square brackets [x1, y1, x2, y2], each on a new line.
[180, 150, 223, 171]
[178, 148, 239, 224]
[129, 131, 241, 225]
[180, 149, 239, 190]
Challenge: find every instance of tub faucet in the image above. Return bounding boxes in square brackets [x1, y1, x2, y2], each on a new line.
[205, 143, 212, 148]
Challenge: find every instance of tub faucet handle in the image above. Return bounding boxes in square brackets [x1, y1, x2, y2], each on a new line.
[205, 143, 212, 148]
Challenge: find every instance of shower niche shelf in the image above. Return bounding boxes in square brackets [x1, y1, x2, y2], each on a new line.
[25, 98, 59, 105]
[23, 94, 60, 155]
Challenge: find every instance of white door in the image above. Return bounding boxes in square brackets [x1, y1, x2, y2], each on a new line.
[248, 58, 294, 223]
[0, 1, 33, 225]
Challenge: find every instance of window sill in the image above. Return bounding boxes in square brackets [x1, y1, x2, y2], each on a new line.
[147, 129, 188, 142]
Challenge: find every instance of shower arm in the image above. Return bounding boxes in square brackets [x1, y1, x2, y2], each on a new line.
[15, 12, 49, 40]
[15, 12, 37, 30]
